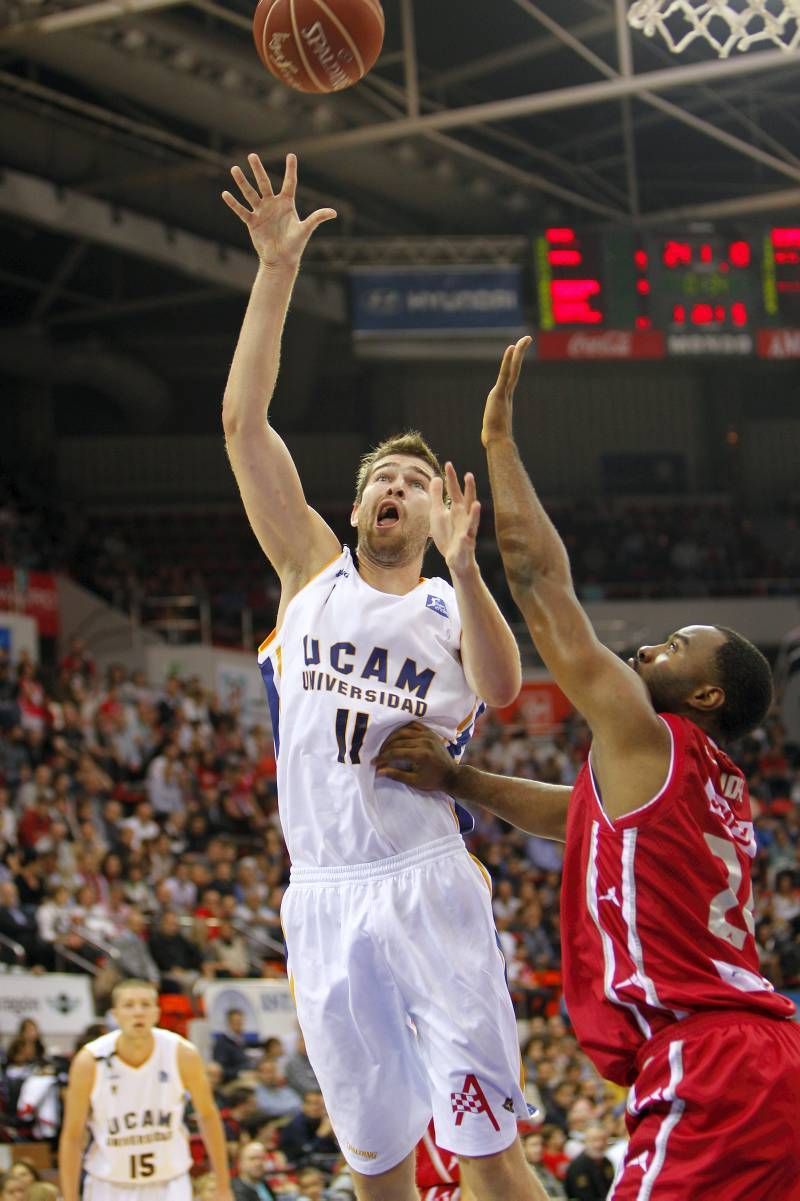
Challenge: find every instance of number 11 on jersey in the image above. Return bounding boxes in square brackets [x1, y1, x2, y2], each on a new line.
[335, 708, 370, 764]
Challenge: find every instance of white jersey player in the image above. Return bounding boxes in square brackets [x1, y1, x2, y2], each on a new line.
[222, 152, 548, 1201]
[59, 979, 232, 1201]
[258, 544, 485, 867]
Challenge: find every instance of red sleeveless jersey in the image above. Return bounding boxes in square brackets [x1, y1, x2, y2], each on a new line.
[561, 712, 795, 1085]
[415, 1119, 460, 1189]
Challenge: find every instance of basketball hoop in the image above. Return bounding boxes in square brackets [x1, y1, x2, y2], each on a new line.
[628, 0, 800, 56]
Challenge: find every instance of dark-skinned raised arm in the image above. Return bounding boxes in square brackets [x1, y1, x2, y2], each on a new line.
[481, 340, 668, 761]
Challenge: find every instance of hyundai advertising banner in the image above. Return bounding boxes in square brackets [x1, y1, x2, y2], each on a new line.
[350, 266, 526, 336]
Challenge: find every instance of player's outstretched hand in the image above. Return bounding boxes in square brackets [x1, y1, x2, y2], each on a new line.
[222, 152, 337, 270]
[430, 461, 481, 577]
[481, 335, 532, 448]
[375, 722, 458, 792]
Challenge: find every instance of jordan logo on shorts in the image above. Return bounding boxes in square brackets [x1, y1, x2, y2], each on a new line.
[450, 1074, 499, 1131]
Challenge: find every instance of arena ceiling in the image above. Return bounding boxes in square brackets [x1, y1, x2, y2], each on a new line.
[1, 0, 799, 416]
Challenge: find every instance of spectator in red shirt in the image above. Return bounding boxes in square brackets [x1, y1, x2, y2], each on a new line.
[17, 663, 48, 735]
[17, 796, 52, 853]
[59, 636, 96, 683]
[540, 1125, 570, 1183]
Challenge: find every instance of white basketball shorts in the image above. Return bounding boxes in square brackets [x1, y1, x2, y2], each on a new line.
[282, 833, 528, 1176]
[83, 1174, 192, 1201]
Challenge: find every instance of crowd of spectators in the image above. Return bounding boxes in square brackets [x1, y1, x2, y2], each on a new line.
[0, 640, 799, 1197]
[3, 476, 800, 646]
[74, 497, 800, 642]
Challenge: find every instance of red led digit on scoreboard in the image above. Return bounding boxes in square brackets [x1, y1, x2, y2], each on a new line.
[772, 229, 800, 287]
[767, 228, 800, 323]
[663, 241, 692, 268]
[729, 241, 751, 268]
[772, 228, 800, 250]
[633, 244, 652, 327]
[544, 228, 604, 325]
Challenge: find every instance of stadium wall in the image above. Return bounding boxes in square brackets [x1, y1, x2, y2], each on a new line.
[50, 362, 800, 507]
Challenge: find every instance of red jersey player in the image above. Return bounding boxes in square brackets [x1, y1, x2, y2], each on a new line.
[376, 338, 800, 1201]
[415, 1120, 467, 1201]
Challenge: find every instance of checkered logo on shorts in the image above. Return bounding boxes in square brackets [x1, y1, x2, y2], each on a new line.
[450, 1074, 500, 1131]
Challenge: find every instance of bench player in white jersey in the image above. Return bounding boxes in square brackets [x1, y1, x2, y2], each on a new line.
[59, 979, 233, 1201]
[221, 153, 548, 1201]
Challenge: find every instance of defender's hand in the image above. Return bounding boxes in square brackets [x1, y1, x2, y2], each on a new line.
[429, 461, 481, 578]
[481, 336, 532, 447]
[375, 722, 458, 792]
[222, 152, 337, 270]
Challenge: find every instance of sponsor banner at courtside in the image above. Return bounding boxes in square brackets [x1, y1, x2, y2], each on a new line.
[495, 679, 574, 735]
[350, 266, 526, 336]
[667, 331, 753, 356]
[536, 330, 665, 360]
[0, 973, 93, 1037]
[0, 566, 59, 637]
[204, 979, 295, 1040]
[757, 328, 800, 359]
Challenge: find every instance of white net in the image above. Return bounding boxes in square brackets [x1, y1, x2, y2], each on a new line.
[628, 0, 800, 56]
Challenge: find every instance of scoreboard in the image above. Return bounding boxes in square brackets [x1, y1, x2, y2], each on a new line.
[534, 225, 800, 359]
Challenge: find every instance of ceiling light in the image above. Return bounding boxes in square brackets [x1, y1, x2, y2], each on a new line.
[310, 102, 337, 132]
[505, 191, 528, 213]
[266, 86, 291, 110]
[394, 142, 421, 167]
[172, 47, 198, 71]
[470, 176, 493, 199]
[434, 157, 456, 183]
[120, 28, 147, 51]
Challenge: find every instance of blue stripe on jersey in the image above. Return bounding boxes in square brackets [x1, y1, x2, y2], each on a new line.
[260, 658, 280, 756]
[495, 929, 509, 986]
[455, 802, 475, 835]
[446, 702, 486, 760]
[447, 704, 485, 834]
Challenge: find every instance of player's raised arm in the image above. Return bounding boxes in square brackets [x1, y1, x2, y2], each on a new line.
[375, 722, 570, 841]
[429, 462, 521, 709]
[222, 153, 340, 597]
[58, 1048, 95, 1201]
[481, 340, 670, 806]
[178, 1040, 234, 1201]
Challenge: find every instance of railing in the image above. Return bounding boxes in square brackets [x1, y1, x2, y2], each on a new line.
[229, 916, 286, 961]
[575, 577, 800, 601]
[102, 576, 800, 657]
[54, 931, 121, 978]
[188, 914, 285, 961]
[0, 930, 25, 966]
[133, 594, 212, 645]
[54, 945, 104, 976]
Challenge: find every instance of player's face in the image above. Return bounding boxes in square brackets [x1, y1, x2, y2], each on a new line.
[629, 624, 726, 713]
[111, 988, 161, 1038]
[351, 455, 434, 566]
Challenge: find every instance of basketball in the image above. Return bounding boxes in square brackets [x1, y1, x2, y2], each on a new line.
[253, 0, 385, 94]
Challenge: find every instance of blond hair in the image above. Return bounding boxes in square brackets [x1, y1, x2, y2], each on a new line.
[354, 431, 444, 504]
[111, 978, 159, 1006]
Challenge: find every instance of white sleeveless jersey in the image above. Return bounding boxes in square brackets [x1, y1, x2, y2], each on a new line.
[84, 1028, 191, 1184]
[258, 547, 483, 867]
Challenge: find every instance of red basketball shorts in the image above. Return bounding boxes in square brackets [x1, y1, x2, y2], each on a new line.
[609, 1010, 800, 1200]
